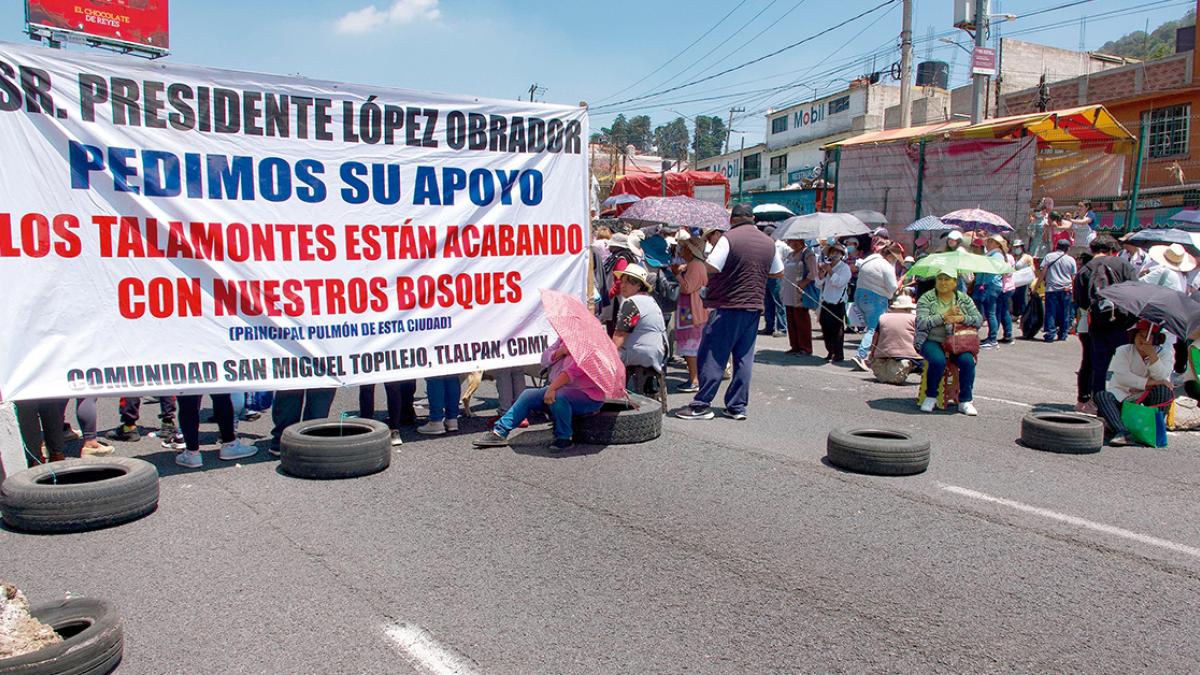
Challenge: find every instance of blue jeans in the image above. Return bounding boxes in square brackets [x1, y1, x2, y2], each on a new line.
[270, 388, 336, 451]
[1043, 290, 1071, 340]
[693, 308, 760, 414]
[998, 290, 1013, 339]
[494, 387, 603, 440]
[854, 288, 890, 359]
[921, 341, 976, 403]
[763, 278, 786, 333]
[425, 376, 461, 422]
[973, 286, 999, 344]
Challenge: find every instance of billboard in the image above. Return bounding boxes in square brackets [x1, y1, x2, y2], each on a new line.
[0, 40, 589, 401]
[26, 0, 168, 54]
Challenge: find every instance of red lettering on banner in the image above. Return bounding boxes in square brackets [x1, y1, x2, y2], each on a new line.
[118, 277, 201, 319]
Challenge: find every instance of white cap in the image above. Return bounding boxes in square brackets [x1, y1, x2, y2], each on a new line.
[946, 231, 964, 241]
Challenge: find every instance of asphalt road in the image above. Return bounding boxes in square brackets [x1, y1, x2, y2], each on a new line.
[5, 332, 1200, 673]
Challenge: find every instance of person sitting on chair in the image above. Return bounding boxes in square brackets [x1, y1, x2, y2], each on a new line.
[612, 264, 668, 400]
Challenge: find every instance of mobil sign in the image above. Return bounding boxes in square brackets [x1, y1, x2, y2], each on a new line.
[792, 105, 825, 129]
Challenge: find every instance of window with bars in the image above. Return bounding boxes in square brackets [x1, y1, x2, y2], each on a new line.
[769, 154, 787, 175]
[1143, 104, 1190, 158]
[827, 96, 850, 115]
[770, 116, 787, 134]
[742, 153, 761, 181]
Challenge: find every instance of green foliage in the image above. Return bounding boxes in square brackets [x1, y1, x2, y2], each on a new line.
[1097, 9, 1195, 60]
[654, 118, 690, 161]
[692, 115, 728, 161]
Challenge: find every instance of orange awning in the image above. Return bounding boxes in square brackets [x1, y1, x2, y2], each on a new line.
[825, 105, 1135, 151]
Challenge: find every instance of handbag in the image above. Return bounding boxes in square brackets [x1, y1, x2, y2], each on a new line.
[1121, 401, 1168, 448]
[943, 327, 980, 356]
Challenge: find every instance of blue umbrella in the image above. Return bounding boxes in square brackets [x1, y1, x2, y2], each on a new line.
[905, 215, 959, 232]
[1170, 209, 1200, 226]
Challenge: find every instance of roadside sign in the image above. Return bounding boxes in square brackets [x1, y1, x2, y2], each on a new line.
[971, 46, 997, 77]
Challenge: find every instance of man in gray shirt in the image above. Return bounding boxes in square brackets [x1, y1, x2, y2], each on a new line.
[1038, 239, 1078, 341]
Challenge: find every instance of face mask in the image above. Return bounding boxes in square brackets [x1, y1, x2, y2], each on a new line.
[846, 245, 857, 252]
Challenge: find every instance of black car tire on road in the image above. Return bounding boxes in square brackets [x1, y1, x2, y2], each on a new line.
[0, 597, 123, 675]
[0, 458, 159, 534]
[1020, 412, 1104, 454]
[280, 417, 392, 479]
[573, 393, 663, 445]
[826, 428, 931, 476]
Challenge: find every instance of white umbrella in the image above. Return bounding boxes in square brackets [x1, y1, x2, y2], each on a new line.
[772, 212, 870, 241]
[602, 193, 641, 207]
[752, 203, 794, 216]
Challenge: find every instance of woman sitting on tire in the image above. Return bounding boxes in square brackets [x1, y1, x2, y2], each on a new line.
[915, 271, 982, 416]
[611, 264, 668, 400]
[1095, 320, 1175, 446]
[472, 339, 605, 452]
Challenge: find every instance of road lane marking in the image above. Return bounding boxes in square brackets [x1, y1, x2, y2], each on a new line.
[939, 483, 1200, 560]
[385, 622, 478, 675]
[973, 395, 1032, 408]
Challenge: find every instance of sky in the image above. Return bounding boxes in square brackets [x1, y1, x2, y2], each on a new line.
[0, 0, 1193, 147]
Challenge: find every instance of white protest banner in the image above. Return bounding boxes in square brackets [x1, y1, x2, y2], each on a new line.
[0, 41, 589, 401]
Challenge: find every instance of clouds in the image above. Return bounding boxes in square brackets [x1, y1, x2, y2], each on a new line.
[335, 0, 440, 34]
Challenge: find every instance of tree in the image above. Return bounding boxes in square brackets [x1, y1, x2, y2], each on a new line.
[627, 115, 653, 153]
[1098, 9, 1195, 60]
[595, 114, 631, 151]
[692, 115, 727, 161]
[653, 117, 690, 162]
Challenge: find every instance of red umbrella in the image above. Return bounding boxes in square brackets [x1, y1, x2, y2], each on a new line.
[538, 289, 627, 400]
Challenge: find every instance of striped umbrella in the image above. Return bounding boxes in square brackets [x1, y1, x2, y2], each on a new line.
[905, 215, 958, 232]
[941, 208, 1013, 234]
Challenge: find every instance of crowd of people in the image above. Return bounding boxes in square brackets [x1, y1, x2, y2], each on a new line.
[10, 200, 1197, 470]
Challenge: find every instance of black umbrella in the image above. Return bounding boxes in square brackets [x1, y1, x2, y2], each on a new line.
[1126, 228, 1200, 257]
[1098, 281, 1200, 338]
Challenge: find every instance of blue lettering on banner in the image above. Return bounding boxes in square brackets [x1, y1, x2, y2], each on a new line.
[793, 105, 825, 129]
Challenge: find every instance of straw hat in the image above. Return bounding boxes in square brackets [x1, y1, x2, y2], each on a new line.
[609, 232, 644, 257]
[890, 294, 917, 310]
[675, 229, 707, 261]
[1149, 243, 1198, 273]
[615, 263, 652, 290]
[988, 234, 1009, 253]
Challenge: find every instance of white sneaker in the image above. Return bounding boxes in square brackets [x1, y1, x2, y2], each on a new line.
[417, 420, 446, 435]
[920, 398, 937, 413]
[444, 418, 459, 432]
[390, 430, 403, 446]
[851, 357, 869, 372]
[218, 439, 258, 461]
[175, 450, 203, 468]
[161, 432, 186, 450]
[958, 401, 978, 416]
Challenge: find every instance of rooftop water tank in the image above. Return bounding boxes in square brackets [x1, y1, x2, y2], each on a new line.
[916, 61, 950, 90]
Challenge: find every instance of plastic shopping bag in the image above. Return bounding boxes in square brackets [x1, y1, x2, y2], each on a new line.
[1121, 401, 1168, 448]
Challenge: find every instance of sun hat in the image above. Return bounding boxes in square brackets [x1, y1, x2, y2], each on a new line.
[946, 231, 964, 241]
[1011, 238, 1025, 248]
[615, 263, 652, 290]
[675, 229, 707, 261]
[903, 255, 915, 264]
[1149, 243, 1198, 273]
[890, 294, 917, 310]
[609, 233, 631, 250]
[988, 234, 1009, 253]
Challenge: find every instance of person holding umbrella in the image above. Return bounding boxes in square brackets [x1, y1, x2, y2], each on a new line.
[1093, 320, 1175, 446]
[816, 243, 852, 363]
[474, 290, 625, 452]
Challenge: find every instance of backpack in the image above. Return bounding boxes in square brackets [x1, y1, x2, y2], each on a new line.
[1088, 260, 1135, 330]
[649, 265, 680, 312]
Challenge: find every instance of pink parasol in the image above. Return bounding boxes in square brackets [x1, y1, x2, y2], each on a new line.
[538, 289, 627, 400]
[940, 208, 1014, 234]
[619, 196, 731, 232]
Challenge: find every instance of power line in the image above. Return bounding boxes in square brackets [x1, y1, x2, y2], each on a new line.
[589, 0, 899, 112]
[591, 0, 751, 105]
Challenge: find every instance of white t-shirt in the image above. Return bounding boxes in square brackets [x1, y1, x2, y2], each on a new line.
[707, 236, 786, 275]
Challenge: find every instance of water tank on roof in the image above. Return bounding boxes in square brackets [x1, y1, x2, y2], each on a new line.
[916, 61, 950, 90]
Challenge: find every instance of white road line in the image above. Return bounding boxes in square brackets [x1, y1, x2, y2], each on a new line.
[385, 622, 478, 675]
[972, 395, 1032, 408]
[939, 483, 1200, 560]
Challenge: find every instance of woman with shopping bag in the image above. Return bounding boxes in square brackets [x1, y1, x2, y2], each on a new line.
[1094, 320, 1175, 446]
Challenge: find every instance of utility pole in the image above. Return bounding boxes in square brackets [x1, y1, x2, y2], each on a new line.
[898, 0, 914, 128]
[970, 0, 988, 124]
[526, 83, 546, 102]
[724, 107, 745, 154]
